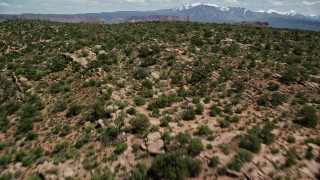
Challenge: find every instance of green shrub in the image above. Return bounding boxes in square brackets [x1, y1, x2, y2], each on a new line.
[49, 56, 68, 72]
[130, 162, 148, 180]
[239, 134, 261, 153]
[134, 96, 146, 106]
[0, 113, 10, 133]
[91, 169, 115, 180]
[271, 92, 287, 106]
[287, 136, 296, 143]
[195, 103, 204, 115]
[100, 125, 119, 147]
[16, 119, 34, 135]
[114, 142, 128, 155]
[209, 105, 221, 117]
[147, 150, 202, 179]
[195, 125, 213, 136]
[217, 166, 227, 176]
[181, 108, 196, 121]
[187, 139, 204, 156]
[285, 148, 297, 167]
[0, 173, 12, 180]
[127, 107, 136, 115]
[148, 95, 172, 111]
[297, 106, 318, 128]
[237, 148, 253, 162]
[281, 65, 299, 84]
[129, 114, 150, 134]
[306, 146, 314, 160]
[66, 103, 83, 117]
[208, 156, 219, 168]
[27, 174, 43, 180]
[257, 94, 269, 106]
[0, 153, 11, 167]
[133, 68, 149, 80]
[176, 132, 191, 145]
[267, 82, 280, 91]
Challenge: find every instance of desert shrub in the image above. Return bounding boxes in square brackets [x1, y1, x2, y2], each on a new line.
[195, 125, 213, 136]
[306, 146, 314, 160]
[26, 131, 38, 140]
[220, 68, 233, 81]
[0, 173, 12, 180]
[2, 100, 21, 115]
[129, 114, 150, 134]
[134, 96, 147, 106]
[181, 107, 196, 121]
[176, 132, 191, 145]
[287, 136, 296, 143]
[49, 56, 68, 72]
[267, 82, 280, 91]
[98, 53, 118, 65]
[170, 73, 184, 85]
[147, 150, 202, 179]
[297, 106, 318, 128]
[66, 103, 83, 117]
[140, 57, 157, 67]
[237, 148, 253, 162]
[0, 153, 11, 167]
[257, 94, 269, 106]
[239, 133, 261, 153]
[27, 174, 43, 180]
[52, 141, 69, 154]
[223, 104, 233, 115]
[140, 88, 154, 98]
[133, 68, 148, 80]
[270, 92, 287, 106]
[147, 95, 172, 111]
[141, 80, 153, 89]
[217, 166, 227, 176]
[130, 162, 148, 180]
[208, 156, 219, 168]
[190, 36, 204, 46]
[16, 119, 34, 135]
[50, 82, 71, 94]
[101, 125, 119, 147]
[51, 99, 67, 113]
[127, 107, 136, 115]
[209, 104, 221, 117]
[195, 103, 204, 115]
[219, 119, 231, 128]
[75, 139, 85, 149]
[227, 148, 253, 172]
[0, 113, 10, 133]
[227, 158, 242, 171]
[91, 169, 115, 180]
[232, 80, 246, 93]
[230, 115, 241, 123]
[187, 139, 204, 156]
[285, 148, 297, 167]
[114, 142, 128, 155]
[281, 65, 299, 84]
[160, 116, 173, 127]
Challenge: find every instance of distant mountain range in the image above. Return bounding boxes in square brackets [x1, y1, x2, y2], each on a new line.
[1, 3, 320, 31]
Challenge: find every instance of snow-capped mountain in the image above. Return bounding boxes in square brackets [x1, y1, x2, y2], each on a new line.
[1, 3, 319, 31]
[258, 9, 298, 16]
[168, 3, 320, 30]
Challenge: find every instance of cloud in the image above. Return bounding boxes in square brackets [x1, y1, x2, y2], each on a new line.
[271, 1, 284, 6]
[225, 0, 240, 3]
[126, 0, 146, 2]
[302, 0, 320, 5]
[0, 2, 9, 7]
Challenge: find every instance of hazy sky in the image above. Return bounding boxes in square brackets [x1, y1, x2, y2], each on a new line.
[0, 0, 319, 15]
